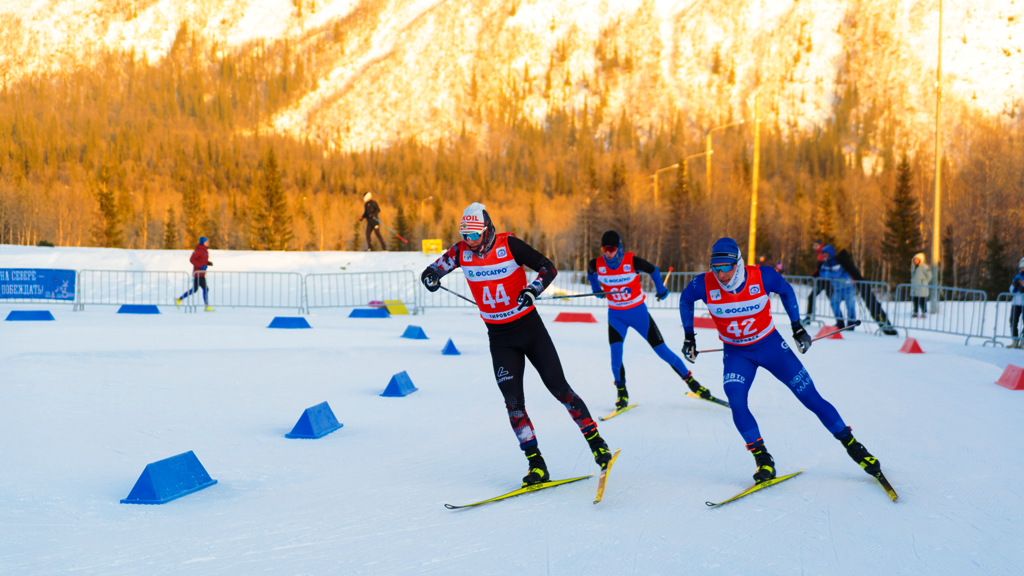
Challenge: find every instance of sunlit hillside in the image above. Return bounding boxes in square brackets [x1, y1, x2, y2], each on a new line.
[2, 0, 1020, 152]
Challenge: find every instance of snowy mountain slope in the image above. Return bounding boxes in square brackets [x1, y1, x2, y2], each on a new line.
[0, 0, 1019, 152]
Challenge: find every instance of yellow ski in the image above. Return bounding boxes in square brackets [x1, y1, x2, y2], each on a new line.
[599, 403, 638, 421]
[685, 392, 730, 408]
[705, 470, 804, 507]
[444, 474, 593, 509]
[593, 448, 621, 504]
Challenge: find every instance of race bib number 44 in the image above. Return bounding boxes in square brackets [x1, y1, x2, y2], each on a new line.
[482, 285, 511, 308]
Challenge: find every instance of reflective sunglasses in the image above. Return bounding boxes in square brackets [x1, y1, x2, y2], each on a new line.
[710, 263, 737, 274]
[601, 246, 618, 255]
[461, 231, 483, 241]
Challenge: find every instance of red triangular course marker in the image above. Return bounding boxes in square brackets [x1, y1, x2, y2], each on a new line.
[995, 364, 1024, 391]
[554, 312, 597, 323]
[815, 326, 844, 339]
[898, 337, 924, 354]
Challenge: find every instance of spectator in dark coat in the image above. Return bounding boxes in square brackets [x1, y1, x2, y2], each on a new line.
[177, 236, 214, 311]
[1009, 258, 1024, 349]
[359, 192, 387, 251]
[804, 239, 831, 323]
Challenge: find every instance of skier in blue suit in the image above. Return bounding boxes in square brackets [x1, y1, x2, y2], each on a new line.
[587, 231, 717, 410]
[679, 237, 885, 485]
[819, 245, 856, 328]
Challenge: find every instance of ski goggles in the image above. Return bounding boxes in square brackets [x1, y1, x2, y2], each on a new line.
[601, 246, 618, 256]
[461, 232, 483, 241]
[710, 263, 737, 274]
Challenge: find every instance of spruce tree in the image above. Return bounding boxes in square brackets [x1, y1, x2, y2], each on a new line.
[249, 147, 293, 250]
[92, 183, 124, 248]
[393, 203, 409, 251]
[163, 205, 179, 249]
[816, 184, 836, 246]
[181, 179, 204, 246]
[984, 221, 1011, 298]
[882, 154, 922, 285]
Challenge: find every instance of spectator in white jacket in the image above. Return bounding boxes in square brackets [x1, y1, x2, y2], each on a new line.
[911, 253, 932, 318]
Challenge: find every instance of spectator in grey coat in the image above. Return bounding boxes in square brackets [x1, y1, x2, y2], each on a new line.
[911, 253, 931, 318]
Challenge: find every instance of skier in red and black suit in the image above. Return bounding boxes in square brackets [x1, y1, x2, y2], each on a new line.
[421, 202, 612, 487]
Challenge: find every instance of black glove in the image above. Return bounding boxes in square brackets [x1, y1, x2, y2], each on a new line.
[206, 261, 212, 266]
[421, 268, 441, 292]
[517, 284, 540, 310]
[682, 333, 698, 363]
[792, 322, 812, 354]
[656, 289, 669, 301]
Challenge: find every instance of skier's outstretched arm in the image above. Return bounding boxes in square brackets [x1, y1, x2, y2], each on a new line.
[633, 256, 667, 298]
[679, 275, 706, 362]
[421, 244, 463, 291]
[586, 258, 604, 296]
[760, 266, 801, 324]
[507, 237, 557, 291]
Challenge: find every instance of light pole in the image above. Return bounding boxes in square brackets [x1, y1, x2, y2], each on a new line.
[420, 196, 433, 221]
[747, 96, 761, 266]
[931, 0, 943, 306]
[651, 152, 711, 206]
[705, 120, 744, 198]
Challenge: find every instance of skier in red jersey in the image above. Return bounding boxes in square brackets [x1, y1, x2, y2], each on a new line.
[421, 203, 612, 487]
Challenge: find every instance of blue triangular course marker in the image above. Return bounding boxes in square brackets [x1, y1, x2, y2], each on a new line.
[269, 316, 311, 329]
[118, 305, 160, 314]
[401, 325, 428, 339]
[285, 401, 344, 439]
[5, 310, 54, 321]
[442, 338, 461, 355]
[120, 451, 217, 505]
[350, 308, 390, 318]
[381, 370, 418, 397]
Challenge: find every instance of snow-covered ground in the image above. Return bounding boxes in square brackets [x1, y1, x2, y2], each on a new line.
[3, 249, 1024, 575]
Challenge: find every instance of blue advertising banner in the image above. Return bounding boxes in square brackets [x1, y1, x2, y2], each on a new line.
[0, 269, 76, 301]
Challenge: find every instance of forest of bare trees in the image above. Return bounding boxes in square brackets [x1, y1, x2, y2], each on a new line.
[1, 24, 1021, 293]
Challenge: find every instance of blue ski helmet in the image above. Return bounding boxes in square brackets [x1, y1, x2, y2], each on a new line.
[199, 236, 209, 245]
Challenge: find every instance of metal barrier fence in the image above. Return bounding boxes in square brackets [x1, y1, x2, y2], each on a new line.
[305, 271, 419, 312]
[73, 270, 190, 310]
[807, 278, 894, 332]
[890, 284, 988, 344]
[182, 271, 305, 313]
[419, 269, 476, 309]
[988, 293, 1023, 347]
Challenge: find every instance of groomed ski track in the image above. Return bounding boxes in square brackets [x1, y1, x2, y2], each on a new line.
[2, 249, 1024, 575]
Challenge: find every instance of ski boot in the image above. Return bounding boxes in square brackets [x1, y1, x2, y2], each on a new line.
[521, 447, 550, 487]
[836, 319, 846, 330]
[614, 382, 629, 410]
[205, 306, 216, 312]
[835, 427, 881, 476]
[685, 373, 712, 400]
[586, 430, 612, 468]
[175, 298, 182, 309]
[748, 440, 776, 484]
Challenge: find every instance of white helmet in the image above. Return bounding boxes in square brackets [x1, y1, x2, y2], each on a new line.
[363, 192, 372, 202]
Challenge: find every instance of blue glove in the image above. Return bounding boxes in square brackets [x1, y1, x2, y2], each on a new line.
[594, 291, 606, 299]
[656, 289, 669, 301]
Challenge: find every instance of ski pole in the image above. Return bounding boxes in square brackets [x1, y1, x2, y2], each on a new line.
[696, 322, 860, 354]
[439, 284, 475, 305]
[373, 217, 409, 244]
[539, 291, 613, 300]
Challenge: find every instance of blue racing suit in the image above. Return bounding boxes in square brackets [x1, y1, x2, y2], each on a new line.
[680, 267, 848, 446]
